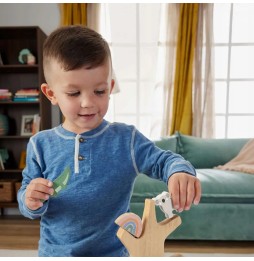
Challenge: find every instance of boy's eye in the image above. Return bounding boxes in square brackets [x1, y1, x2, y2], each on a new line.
[67, 91, 80, 97]
[94, 90, 106, 95]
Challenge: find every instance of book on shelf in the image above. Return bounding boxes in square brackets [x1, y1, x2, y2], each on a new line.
[0, 89, 12, 101]
[19, 150, 26, 169]
[13, 97, 39, 102]
[15, 88, 39, 95]
[13, 88, 39, 102]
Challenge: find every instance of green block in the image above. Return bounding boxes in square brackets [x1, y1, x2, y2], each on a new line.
[52, 166, 71, 197]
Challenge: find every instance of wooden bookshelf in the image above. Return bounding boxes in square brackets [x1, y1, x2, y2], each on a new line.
[0, 26, 52, 214]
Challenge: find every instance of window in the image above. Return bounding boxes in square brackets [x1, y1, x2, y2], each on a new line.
[101, 3, 163, 140]
[102, 3, 254, 140]
[214, 3, 254, 138]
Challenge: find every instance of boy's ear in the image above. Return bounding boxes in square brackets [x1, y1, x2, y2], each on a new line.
[110, 79, 115, 94]
[41, 83, 58, 105]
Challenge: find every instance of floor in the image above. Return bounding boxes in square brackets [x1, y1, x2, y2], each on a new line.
[0, 215, 39, 250]
[0, 215, 254, 256]
[165, 240, 254, 255]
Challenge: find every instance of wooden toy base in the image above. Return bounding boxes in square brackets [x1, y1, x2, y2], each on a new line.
[116, 199, 182, 257]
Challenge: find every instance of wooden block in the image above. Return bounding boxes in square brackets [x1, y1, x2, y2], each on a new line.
[115, 212, 142, 238]
[116, 199, 181, 257]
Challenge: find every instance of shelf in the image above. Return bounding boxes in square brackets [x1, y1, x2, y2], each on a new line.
[0, 101, 39, 105]
[0, 202, 18, 208]
[0, 136, 31, 139]
[0, 202, 19, 215]
[0, 26, 50, 215]
[0, 65, 38, 73]
[0, 169, 22, 174]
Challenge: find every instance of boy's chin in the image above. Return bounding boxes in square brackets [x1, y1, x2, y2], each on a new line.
[63, 117, 104, 133]
[77, 120, 103, 133]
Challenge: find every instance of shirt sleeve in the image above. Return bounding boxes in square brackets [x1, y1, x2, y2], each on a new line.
[131, 127, 196, 184]
[17, 138, 49, 219]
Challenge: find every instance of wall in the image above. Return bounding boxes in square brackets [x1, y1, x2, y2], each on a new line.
[0, 3, 60, 36]
[0, 3, 60, 214]
[0, 3, 61, 128]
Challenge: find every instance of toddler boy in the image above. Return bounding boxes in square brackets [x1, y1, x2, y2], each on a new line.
[18, 25, 201, 257]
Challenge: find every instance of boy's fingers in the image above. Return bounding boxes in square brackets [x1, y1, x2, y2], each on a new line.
[30, 178, 53, 187]
[28, 183, 54, 196]
[25, 178, 54, 211]
[194, 179, 202, 205]
[185, 181, 195, 210]
[26, 190, 50, 201]
[168, 173, 201, 212]
[179, 180, 187, 212]
[28, 178, 54, 196]
[168, 178, 180, 210]
[26, 198, 43, 210]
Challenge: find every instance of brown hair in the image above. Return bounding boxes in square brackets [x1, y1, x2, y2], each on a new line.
[43, 25, 111, 74]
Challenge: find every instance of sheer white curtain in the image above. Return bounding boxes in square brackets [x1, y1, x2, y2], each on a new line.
[192, 4, 215, 138]
[87, 4, 100, 32]
[161, 3, 215, 138]
[87, 3, 120, 95]
[160, 4, 180, 137]
[90, 3, 163, 139]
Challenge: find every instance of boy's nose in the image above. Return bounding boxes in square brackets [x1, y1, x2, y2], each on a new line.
[80, 95, 93, 108]
[80, 101, 90, 108]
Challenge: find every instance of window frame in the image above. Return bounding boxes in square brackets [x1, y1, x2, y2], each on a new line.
[214, 3, 254, 138]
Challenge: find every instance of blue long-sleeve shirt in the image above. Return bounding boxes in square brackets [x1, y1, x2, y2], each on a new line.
[18, 120, 196, 257]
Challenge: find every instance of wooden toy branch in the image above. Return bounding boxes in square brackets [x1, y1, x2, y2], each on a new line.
[116, 199, 182, 257]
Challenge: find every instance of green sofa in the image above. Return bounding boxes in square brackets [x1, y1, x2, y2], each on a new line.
[130, 132, 254, 241]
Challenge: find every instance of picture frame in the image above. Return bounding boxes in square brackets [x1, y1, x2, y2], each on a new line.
[32, 114, 41, 135]
[21, 115, 34, 136]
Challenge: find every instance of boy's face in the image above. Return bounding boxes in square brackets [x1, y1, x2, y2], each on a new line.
[41, 59, 114, 134]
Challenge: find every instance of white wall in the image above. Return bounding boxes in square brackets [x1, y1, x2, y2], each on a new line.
[0, 3, 61, 129]
[0, 3, 60, 35]
[0, 4, 60, 214]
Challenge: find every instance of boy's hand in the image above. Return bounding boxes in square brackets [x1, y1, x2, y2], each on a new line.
[25, 178, 54, 210]
[168, 172, 201, 213]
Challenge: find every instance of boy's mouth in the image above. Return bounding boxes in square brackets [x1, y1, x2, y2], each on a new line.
[78, 113, 96, 119]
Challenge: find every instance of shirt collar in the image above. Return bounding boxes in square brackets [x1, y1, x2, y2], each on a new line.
[54, 120, 110, 139]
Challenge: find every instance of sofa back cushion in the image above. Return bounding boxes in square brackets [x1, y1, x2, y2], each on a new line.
[176, 132, 249, 168]
[154, 135, 177, 153]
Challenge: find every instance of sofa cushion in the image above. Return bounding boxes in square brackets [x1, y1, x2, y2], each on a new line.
[154, 135, 177, 153]
[197, 169, 254, 203]
[176, 132, 249, 168]
[132, 169, 254, 205]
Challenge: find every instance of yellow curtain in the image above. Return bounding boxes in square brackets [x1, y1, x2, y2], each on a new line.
[59, 3, 87, 123]
[60, 3, 87, 26]
[169, 4, 199, 135]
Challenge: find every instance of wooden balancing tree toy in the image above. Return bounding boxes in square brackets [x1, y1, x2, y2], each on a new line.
[115, 194, 182, 257]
